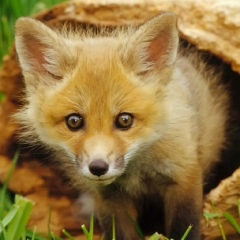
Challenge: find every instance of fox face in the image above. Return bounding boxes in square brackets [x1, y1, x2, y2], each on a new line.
[15, 13, 178, 187]
[37, 56, 168, 186]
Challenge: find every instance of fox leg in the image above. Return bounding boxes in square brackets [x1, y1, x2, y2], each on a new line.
[95, 194, 141, 240]
[164, 170, 203, 240]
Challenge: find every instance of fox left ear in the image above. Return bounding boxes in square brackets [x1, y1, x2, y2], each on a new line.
[15, 17, 77, 90]
[123, 12, 178, 76]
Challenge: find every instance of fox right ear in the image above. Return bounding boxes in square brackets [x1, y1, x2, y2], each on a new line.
[123, 12, 178, 76]
[15, 18, 76, 88]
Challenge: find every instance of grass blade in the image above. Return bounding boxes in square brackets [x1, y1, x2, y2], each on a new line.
[0, 220, 8, 240]
[81, 224, 89, 239]
[112, 214, 116, 240]
[0, 16, 12, 57]
[25, 229, 50, 240]
[51, 231, 56, 240]
[6, 195, 34, 240]
[89, 213, 94, 240]
[0, 148, 20, 219]
[30, 227, 36, 240]
[222, 212, 240, 234]
[203, 212, 219, 220]
[210, 201, 226, 240]
[0, 92, 5, 103]
[62, 229, 75, 240]
[47, 208, 58, 239]
[218, 221, 226, 240]
[180, 225, 192, 240]
[148, 232, 161, 240]
[0, 205, 18, 233]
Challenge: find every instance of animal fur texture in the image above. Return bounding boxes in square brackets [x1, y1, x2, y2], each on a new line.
[14, 12, 229, 239]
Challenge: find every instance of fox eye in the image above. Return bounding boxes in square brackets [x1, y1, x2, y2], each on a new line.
[115, 113, 134, 130]
[66, 114, 84, 131]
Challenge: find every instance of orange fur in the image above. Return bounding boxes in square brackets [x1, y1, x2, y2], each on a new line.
[14, 12, 228, 239]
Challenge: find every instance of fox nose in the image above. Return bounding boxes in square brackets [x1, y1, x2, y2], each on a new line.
[89, 159, 109, 177]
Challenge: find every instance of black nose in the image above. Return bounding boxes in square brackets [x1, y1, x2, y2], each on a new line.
[89, 159, 109, 177]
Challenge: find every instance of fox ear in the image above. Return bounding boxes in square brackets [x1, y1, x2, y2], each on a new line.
[123, 12, 178, 76]
[15, 18, 75, 86]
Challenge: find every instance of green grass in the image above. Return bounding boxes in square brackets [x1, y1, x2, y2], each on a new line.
[80, 214, 192, 240]
[0, 150, 35, 240]
[0, 150, 64, 240]
[81, 214, 95, 240]
[0, 0, 66, 65]
[0, 149, 20, 220]
[203, 200, 240, 239]
[0, 195, 33, 240]
[0, 0, 66, 113]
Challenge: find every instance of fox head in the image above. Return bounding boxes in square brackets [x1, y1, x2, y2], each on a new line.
[15, 12, 178, 187]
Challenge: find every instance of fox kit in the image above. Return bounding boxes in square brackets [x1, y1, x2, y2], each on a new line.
[15, 12, 228, 239]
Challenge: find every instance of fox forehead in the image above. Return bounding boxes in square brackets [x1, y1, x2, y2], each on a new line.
[34, 36, 169, 150]
[40, 54, 164, 156]
[44, 43, 160, 122]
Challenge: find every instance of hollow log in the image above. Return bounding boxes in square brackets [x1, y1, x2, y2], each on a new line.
[0, 0, 239, 239]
